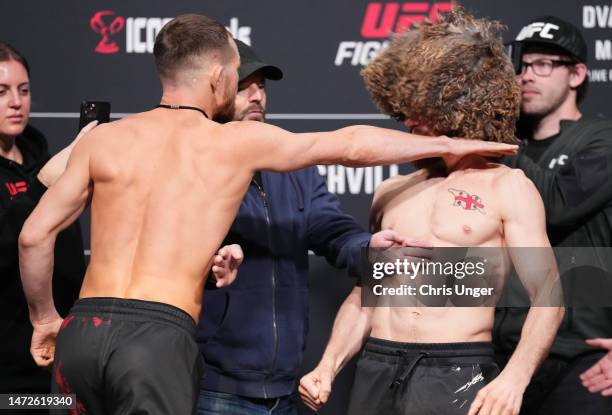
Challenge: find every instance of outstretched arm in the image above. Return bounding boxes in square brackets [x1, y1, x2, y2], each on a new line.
[469, 170, 564, 415]
[231, 121, 518, 173]
[18, 130, 96, 368]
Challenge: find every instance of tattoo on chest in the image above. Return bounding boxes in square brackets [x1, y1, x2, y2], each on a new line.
[448, 188, 486, 215]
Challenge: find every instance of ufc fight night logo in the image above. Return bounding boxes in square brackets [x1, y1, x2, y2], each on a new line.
[335, 1, 452, 66]
[89, 11, 251, 54]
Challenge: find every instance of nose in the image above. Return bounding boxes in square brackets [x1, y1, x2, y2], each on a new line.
[248, 83, 264, 102]
[8, 89, 22, 109]
[403, 119, 417, 129]
[518, 64, 535, 83]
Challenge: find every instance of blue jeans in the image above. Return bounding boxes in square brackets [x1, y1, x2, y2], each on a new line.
[197, 389, 299, 415]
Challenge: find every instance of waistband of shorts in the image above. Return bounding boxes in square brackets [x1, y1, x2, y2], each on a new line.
[365, 337, 494, 357]
[70, 297, 196, 334]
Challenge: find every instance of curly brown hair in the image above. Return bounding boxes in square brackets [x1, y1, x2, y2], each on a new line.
[362, 8, 520, 143]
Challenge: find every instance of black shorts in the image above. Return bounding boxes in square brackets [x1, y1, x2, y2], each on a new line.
[347, 338, 500, 415]
[50, 297, 203, 415]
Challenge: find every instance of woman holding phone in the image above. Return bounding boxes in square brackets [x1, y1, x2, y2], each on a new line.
[0, 41, 94, 406]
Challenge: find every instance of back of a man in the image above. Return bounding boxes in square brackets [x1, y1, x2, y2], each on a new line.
[82, 112, 254, 319]
[18, 16, 259, 414]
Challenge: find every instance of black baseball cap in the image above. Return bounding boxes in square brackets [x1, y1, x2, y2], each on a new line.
[235, 39, 283, 82]
[514, 16, 587, 63]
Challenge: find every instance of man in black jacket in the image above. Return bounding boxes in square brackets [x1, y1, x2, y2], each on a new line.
[494, 16, 612, 414]
[196, 40, 413, 415]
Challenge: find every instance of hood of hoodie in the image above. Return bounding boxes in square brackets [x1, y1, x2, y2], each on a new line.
[0, 125, 49, 173]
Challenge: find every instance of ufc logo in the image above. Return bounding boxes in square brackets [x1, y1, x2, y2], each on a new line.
[360, 2, 453, 38]
[516, 22, 560, 41]
[5, 181, 27, 198]
[548, 154, 568, 169]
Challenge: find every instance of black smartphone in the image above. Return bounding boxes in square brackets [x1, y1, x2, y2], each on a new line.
[78, 101, 111, 131]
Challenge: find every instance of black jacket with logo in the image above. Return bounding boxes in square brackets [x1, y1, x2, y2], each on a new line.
[0, 126, 85, 393]
[495, 118, 612, 360]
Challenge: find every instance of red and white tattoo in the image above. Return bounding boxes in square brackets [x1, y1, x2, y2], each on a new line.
[448, 188, 486, 215]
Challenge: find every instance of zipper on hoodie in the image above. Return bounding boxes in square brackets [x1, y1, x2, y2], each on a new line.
[252, 177, 279, 399]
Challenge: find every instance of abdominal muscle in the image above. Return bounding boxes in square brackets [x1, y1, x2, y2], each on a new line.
[370, 306, 494, 343]
[368, 170, 507, 343]
[368, 233, 499, 343]
[368, 232, 502, 343]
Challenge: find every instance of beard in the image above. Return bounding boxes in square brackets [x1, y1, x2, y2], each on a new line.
[520, 83, 570, 120]
[213, 97, 235, 123]
[517, 84, 570, 139]
[234, 104, 265, 122]
[213, 82, 237, 124]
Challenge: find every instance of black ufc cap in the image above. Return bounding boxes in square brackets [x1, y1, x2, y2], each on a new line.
[514, 16, 587, 63]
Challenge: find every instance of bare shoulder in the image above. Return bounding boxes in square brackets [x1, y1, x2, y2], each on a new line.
[222, 120, 273, 138]
[212, 120, 259, 150]
[494, 167, 544, 218]
[86, 117, 135, 140]
[371, 169, 428, 222]
[75, 118, 146, 163]
[493, 166, 537, 194]
[375, 169, 429, 198]
[76, 121, 118, 149]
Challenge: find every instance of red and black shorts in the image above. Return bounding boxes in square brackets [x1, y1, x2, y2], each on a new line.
[51, 297, 203, 415]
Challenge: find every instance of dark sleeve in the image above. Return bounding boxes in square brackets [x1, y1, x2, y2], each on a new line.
[507, 136, 612, 227]
[306, 168, 371, 278]
[1, 176, 48, 237]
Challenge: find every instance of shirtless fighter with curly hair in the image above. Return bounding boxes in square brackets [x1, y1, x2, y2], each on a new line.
[300, 9, 564, 415]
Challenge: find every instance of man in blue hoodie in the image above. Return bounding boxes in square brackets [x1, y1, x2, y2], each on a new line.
[196, 40, 413, 415]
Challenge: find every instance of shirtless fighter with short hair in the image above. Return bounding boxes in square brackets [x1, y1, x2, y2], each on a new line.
[16, 13, 516, 415]
[300, 10, 564, 415]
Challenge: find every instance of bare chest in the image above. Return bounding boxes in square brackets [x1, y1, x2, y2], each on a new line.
[381, 176, 503, 246]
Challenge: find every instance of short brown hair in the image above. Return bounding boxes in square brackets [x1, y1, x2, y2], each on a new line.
[0, 42, 30, 76]
[362, 8, 520, 143]
[154, 14, 231, 79]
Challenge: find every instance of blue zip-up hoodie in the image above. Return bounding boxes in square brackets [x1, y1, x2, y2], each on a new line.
[197, 167, 370, 398]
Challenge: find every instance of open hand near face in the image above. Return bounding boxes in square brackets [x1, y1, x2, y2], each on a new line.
[444, 137, 518, 159]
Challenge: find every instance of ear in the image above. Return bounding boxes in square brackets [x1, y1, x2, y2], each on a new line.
[209, 63, 224, 96]
[569, 63, 587, 89]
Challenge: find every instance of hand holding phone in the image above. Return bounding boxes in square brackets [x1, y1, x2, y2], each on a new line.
[79, 101, 111, 131]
